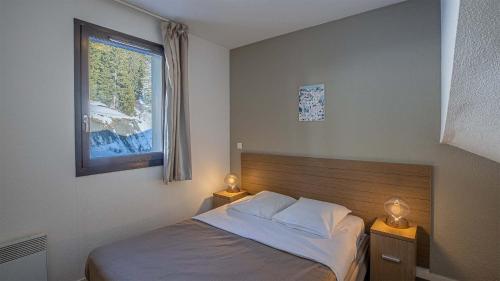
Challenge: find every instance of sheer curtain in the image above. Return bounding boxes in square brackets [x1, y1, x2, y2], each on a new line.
[161, 22, 192, 183]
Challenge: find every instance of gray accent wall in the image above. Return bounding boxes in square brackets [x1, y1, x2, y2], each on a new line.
[230, 0, 500, 280]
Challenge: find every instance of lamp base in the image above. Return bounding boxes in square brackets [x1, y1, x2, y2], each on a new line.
[385, 216, 409, 229]
[226, 186, 241, 193]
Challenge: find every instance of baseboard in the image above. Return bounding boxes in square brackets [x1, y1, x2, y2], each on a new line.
[416, 267, 457, 281]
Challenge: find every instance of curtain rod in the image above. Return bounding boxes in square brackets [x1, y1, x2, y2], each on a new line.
[112, 0, 174, 23]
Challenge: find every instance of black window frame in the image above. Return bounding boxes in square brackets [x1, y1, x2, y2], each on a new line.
[74, 19, 165, 177]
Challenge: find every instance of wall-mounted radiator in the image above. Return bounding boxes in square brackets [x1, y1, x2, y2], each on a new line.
[0, 234, 47, 281]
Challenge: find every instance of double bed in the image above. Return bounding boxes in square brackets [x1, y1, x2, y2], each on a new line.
[86, 153, 432, 281]
[86, 205, 368, 281]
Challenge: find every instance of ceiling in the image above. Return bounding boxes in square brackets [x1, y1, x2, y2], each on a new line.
[441, 0, 500, 163]
[122, 0, 405, 49]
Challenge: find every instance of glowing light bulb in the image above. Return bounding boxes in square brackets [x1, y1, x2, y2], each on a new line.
[390, 200, 402, 217]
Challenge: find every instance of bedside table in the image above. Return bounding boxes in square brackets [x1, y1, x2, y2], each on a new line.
[212, 189, 248, 208]
[370, 217, 417, 281]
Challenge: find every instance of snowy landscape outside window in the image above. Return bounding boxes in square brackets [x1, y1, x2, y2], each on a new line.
[75, 20, 164, 176]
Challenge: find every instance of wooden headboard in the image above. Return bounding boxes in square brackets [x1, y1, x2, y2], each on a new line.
[241, 153, 431, 267]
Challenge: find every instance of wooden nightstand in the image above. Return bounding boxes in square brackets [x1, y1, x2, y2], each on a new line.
[370, 217, 417, 281]
[212, 189, 248, 208]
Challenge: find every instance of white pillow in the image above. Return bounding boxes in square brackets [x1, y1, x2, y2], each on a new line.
[272, 197, 351, 238]
[229, 191, 296, 219]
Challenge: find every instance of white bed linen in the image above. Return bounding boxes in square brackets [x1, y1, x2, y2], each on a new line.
[193, 204, 364, 281]
[229, 191, 296, 219]
[272, 197, 352, 238]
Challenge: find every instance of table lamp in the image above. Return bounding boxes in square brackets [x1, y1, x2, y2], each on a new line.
[384, 197, 410, 228]
[224, 173, 240, 193]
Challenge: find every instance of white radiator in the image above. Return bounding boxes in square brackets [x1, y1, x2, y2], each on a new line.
[0, 234, 47, 281]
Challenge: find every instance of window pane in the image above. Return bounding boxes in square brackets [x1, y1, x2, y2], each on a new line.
[88, 37, 163, 159]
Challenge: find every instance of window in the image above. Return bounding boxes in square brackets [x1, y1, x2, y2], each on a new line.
[74, 19, 164, 176]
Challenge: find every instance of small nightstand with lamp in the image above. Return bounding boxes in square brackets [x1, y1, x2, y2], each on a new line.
[370, 197, 417, 281]
[212, 173, 248, 208]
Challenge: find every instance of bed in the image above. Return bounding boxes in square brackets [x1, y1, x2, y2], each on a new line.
[85, 153, 431, 281]
[86, 206, 368, 281]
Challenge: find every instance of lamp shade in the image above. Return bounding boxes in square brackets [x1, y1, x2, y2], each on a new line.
[224, 173, 240, 192]
[384, 197, 410, 228]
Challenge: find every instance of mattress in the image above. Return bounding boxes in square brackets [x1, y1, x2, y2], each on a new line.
[86, 219, 368, 281]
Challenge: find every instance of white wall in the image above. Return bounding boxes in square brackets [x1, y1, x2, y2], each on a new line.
[0, 0, 230, 280]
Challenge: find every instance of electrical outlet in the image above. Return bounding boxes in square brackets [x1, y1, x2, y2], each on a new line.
[237, 142, 243, 150]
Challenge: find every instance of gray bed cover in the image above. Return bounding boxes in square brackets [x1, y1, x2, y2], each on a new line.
[86, 219, 363, 281]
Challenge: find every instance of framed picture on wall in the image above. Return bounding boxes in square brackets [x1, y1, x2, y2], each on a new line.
[298, 84, 325, 121]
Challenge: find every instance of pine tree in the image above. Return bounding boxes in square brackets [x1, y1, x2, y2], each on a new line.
[88, 38, 153, 117]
